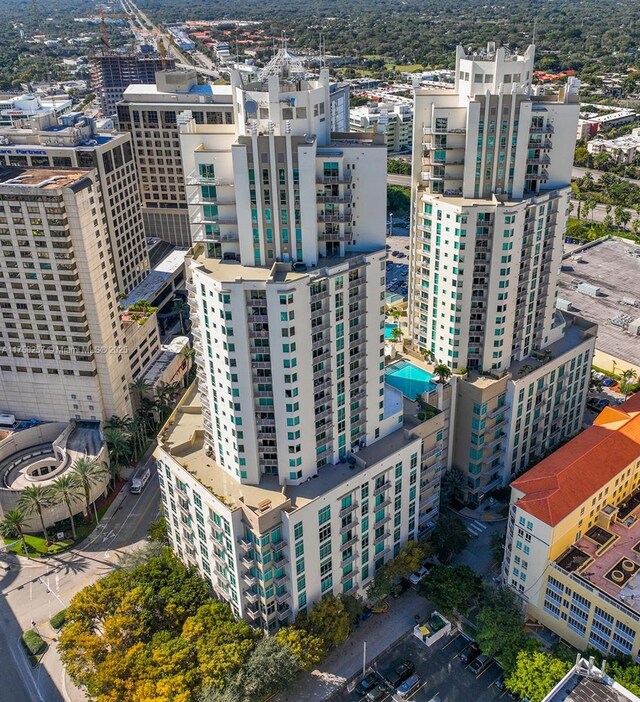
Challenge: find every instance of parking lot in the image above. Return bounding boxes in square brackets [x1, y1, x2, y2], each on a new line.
[335, 630, 506, 702]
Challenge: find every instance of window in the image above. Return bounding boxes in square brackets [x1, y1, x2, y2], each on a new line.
[318, 505, 331, 525]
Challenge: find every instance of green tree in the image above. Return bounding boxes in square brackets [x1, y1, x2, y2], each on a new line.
[476, 587, 529, 672]
[505, 650, 571, 702]
[147, 515, 169, 545]
[70, 457, 108, 524]
[129, 377, 152, 411]
[17, 485, 55, 546]
[440, 467, 466, 506]
[390, 326, 404, 343]
[490, 529, 506, 565]
[433, 363, 452, 383]
[104, 427, 131, 484]
[429, 513, 469, 563]
[0, 509, 30, 556]
[298, 594, 350, 651]
[275, 627, 324, 670]
[620, 369, 638, 399]
[574, 146, 589, 166]
[52, 474, 83, 541]
[387, 158, 411, 175]
[418, 565, 481, 616]
[172, 297, 188, 335]
[221, 637, 300, 702]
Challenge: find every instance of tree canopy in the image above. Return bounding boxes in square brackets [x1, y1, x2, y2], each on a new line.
[506, 650, 571, 702]
[58, 549, 310, 702]
[418, 565, 481, 616]
[429, 513, 469, 563]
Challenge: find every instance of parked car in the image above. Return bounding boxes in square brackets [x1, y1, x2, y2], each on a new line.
[355, 672, 380, 695]
[587, 397, 610, 411]
[469, 653, 492, 675]
[397, 674, 421, 699]
[409, 565, 429, 585]
[365, 685, 388, 702]
[602, 377, 616, 387]
[384, 660, 415, 687]
[460, 641, 481, 664]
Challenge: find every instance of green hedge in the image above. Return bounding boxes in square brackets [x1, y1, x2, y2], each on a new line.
[22, 630, 46, 657]
[50, 609, 66, 630]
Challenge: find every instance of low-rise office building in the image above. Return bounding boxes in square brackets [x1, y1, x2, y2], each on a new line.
[503, 394, 640, 660]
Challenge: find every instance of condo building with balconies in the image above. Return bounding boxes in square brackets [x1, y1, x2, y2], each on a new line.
[155, 50, 447, 631]
[407, 43, 597, 504]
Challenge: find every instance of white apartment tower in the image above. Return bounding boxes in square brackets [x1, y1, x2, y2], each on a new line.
[156, 51, 447, 631]
[408, 44, 597, 503]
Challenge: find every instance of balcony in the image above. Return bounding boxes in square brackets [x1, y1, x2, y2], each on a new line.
[526, 155, 551, 166]
[242, 573, 257, 587]
[341, 535, 358, 550]
[244, 589, 259, 603]
[342, 550, 359, 567]
[318, 213, 352, 223]
[422, 126, 467, 135]
[192, 227, 239, 243]
[240, 555, 253, 569]
[374, 530, 390, 546]
[374, 481, 391, 497]
[276, 606, 291, 621]
[530, 124, 555, 134]
[340, 519, 359, 535]
[316, 173, 352, 184]
[341, 568, 359, 584]
[246, 604, 260, 619]
[339, 501, 359, 518]
[318, 230, 351, 242]
[190, 211, 238, 226]
[482, 448, 505, 465]
[238, 538, 252, 551]
[275, 590, 290, 605]
[317, 192, 352, 204]
[487, 405, 507, 419]
[527, 139, 553, 150]
[186, 170, 233, 186]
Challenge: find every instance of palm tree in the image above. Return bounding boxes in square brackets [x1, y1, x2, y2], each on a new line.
[433, 363, 452, 383]
[52, 475, 83, 541]
[389, 308, 403, 322]
[181, 346, 196, 386]
[104, 426, 131, 487]
[0, 509, 30, 557]
[620, 369, 638, 400]
[390, 327, 404, 344]
[17, 485, 55, 546]
[422, 348, 436, 364]
[129, 377, 152, 411]
[104, 415, 132, 431]
[155, 382, 179, 421]
[71, 458, 108, 524]
[172, 298, 187, 335]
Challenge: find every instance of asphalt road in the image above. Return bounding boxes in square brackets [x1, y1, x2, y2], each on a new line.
[0, 452, 161, 702]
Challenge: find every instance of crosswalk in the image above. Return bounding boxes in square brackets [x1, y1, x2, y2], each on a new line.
[466, 520, 489, 538]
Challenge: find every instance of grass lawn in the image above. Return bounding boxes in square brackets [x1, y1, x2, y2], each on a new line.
[3, 479, 125, 557]
[385, 63, 424, 72]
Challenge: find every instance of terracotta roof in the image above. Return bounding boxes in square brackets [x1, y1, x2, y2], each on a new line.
[511, 394, 640, 527]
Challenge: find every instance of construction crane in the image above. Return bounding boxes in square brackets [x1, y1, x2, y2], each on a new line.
[157, 36, 168, 70]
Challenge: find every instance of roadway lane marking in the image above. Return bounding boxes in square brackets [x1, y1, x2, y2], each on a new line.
[488, 674, 503, 688]
[442, 633, 462, 649]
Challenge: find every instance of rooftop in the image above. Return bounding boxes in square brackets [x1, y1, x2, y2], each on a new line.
[159, 383, 418, 515]
[0, 166, 89, 189]
[558, 238, 640, 369]
[543, 657, 640, 702]
[121, 247, 189, 308]
[139, 336, 190, 386]
[512, 393, 640, 527]
[190, 247, 384, 285]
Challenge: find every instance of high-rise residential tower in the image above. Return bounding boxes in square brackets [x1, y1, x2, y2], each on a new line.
[155, 52, 448, 630]
[408, 44, 597, 503]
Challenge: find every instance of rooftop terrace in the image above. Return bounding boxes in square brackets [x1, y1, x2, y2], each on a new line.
[159, 383, 419, 517]
[0, 166, 90, 189]
[554, 487, 640, 615]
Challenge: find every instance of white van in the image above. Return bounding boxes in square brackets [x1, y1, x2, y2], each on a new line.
[0, 413, 16, 428]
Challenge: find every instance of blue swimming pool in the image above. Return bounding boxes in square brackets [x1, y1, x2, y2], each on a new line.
[384, 322, 398, 340]
[385, 360, 435, 399]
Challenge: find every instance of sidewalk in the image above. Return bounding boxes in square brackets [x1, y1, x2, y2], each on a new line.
[276, 589, 426, 702]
